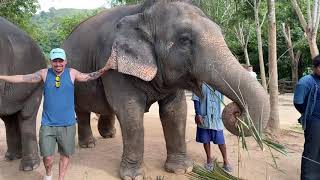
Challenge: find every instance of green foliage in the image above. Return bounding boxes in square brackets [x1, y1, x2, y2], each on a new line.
[187, 163, 241, 180]
[111, 0, 142, 7]
[0, 1, 104, 58]
[0, 0, 43, 49]
[194, 0, 313, 80]
[289, 123, 303, 134]
[31, 8, 105, 57]
[0, 0, 39, 31]
[275, 0, 309, 79]
[234, 106, 288, 170]
[156, 176, 165, 180]
[193, 0, 240, 27]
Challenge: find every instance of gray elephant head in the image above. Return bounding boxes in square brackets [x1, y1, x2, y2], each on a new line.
[107, 0, 270, 135]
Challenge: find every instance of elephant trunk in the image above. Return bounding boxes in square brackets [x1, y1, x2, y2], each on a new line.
[195, 25, 270, 136]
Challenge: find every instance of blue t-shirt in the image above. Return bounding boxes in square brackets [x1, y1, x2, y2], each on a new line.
[294, 74, 320, 129]
[41, 68, 76, 126]
[294, 75, 314, 104]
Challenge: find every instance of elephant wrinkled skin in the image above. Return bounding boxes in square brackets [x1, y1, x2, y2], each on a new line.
[0, 17, 46, 171]
[62, 0, 270, 179]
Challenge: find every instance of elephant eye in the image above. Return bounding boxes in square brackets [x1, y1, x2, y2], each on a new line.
[178, 33, 192, 46]
[116, 22, 122, 29]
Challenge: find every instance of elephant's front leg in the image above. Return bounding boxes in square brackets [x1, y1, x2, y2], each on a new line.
[2, 114, 22, 161]
[18, 114, 40, 171]
[116, 100, 145, 180]
[17, 90, 42, 171]
[158, 90, 193, 174]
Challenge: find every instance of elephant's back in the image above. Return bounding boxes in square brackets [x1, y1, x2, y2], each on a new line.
[62, 5, 141, 72]
[0, 17, 46, 114]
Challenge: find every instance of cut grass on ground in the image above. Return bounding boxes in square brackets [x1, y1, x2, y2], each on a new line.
[288, 123, 303, 134]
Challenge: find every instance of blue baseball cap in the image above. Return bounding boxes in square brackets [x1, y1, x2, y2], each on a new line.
[50, 48, 66, 61]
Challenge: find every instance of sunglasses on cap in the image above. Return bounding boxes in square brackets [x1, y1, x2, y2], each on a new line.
[55, 76, 61, 88]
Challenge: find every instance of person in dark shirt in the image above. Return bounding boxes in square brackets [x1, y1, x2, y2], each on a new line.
[293, 55, 320, 180]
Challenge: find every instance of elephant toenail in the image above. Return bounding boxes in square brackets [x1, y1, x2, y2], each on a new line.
[134, 175, 143, 180]
[186, 167, 193, 173]
[123, 176, 132, 180]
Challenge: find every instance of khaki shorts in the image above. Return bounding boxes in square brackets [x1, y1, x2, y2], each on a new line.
[39, 125, 76, 157]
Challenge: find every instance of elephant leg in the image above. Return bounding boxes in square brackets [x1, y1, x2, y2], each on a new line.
[115, 98, 145, 180]
[158, 90, 193, 174]
[76, 109, 95, 148]
[98, 112, 116, 138]
[2, 114, 22, 161]
[102, 71, 146, 179]
[17, 88, 42, 171]
[18, 114, 40, 171]
[18, 91, 42, 171]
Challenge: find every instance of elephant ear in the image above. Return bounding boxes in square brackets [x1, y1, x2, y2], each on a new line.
[106, 13, 157, 82]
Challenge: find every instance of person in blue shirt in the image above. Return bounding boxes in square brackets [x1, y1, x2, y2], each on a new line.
[294, 55, 320, 180]
[0, 48, 111, 180]
[192, 82, 232, 172]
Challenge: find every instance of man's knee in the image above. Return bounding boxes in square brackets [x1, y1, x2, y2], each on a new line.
[43, 156, 53, 161]
[43, 156, 54, 166]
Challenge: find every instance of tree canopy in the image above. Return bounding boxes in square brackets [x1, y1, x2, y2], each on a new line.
[31, 7, 105, 56]
[1, 1, 104, 58]
[0, 0, 39, 36]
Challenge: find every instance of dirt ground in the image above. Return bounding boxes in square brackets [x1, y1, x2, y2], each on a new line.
[0, 93, 304, 180]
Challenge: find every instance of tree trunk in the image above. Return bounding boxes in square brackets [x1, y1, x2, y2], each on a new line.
[291, 0, 320, 59]
[292, 51, 301, 85]
[267, 0, 280, 132]
[244, 47, 250, 65]
[254, 0, 267, 90]
[308, 35, 319, 58]
[235, 23, 251, 66]
[281, 23, 300, 85]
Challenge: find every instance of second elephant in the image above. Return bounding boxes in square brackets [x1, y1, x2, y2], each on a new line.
[62, 0, 270, 179]
[0, 17, 46, 171]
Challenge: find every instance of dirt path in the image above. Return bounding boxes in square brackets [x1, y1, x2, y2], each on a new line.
[0, 93, 303, 180]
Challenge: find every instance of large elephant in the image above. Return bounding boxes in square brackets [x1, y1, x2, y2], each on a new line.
[62, 0, 270, 179]
[0, 17, 46, 170]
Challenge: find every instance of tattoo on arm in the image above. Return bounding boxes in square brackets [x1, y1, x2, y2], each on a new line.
[22, 72, 42, 83]
[80, 68, 107, 81]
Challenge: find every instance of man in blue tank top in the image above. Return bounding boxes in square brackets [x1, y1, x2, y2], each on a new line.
[294, 55, 320, 180]
[0, 48, 111, 180]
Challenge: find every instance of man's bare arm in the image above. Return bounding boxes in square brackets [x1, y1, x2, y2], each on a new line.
[74, 67, 109, 82]
[0, 70, 44, 83]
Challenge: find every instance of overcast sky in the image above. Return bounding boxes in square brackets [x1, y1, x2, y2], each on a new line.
[38, 0, 110, 11]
